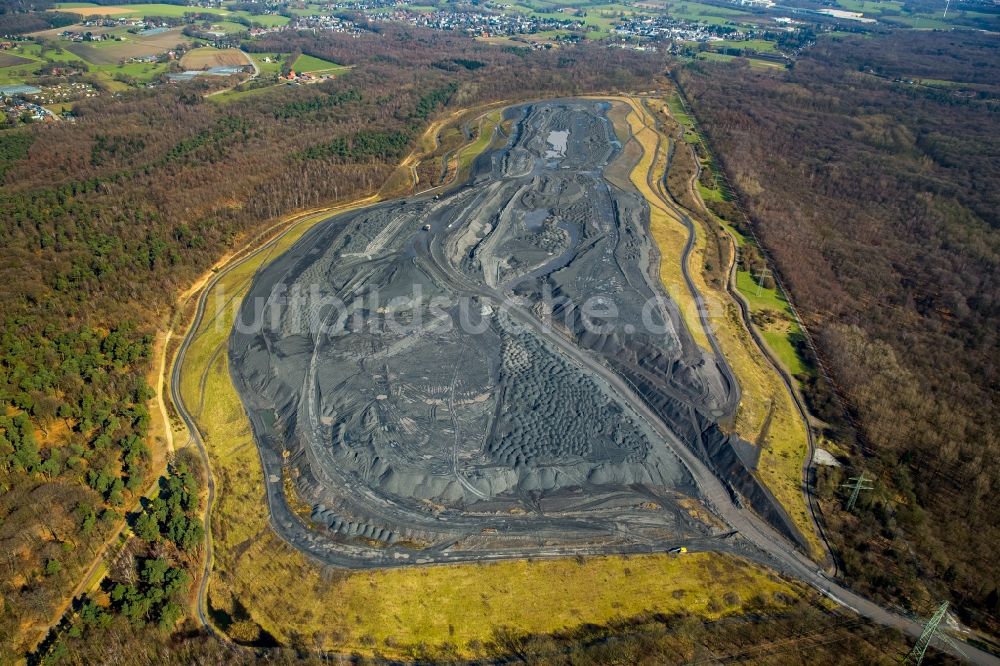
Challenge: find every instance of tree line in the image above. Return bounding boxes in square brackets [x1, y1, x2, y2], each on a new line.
[678, 29, 1000, 634]
[32, 454, 203, 665]
[0, 25, 667, 659]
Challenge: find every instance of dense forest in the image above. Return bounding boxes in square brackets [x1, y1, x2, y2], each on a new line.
[0, 0, 77, 34]
[0, 26, 667, 660]
[32, 452, 205, 664]
[3, 10, 998, 660]
[678, 30, 1000, 633]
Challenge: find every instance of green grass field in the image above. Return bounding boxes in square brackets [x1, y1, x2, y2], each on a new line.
[698, 181, 724, 202]
[0, 43, 89, 85]
[456, 109, 503, 176]
[96, 60, 171, 79]
[734, 271, 807, 376]
[245, 52, 284, 75]
[835, 0, 903, 12]
[234, 12, 289, 26]
[172, 100, 816, 660]
[578, 12, 619, 38]
[693, 51, 785, 70]
[662, 0, 750, 24]
[884, 13, 953, 28]
[720, 38, 778, 53]
[55, 2, 288, 25]
[210, 20, 250, 34]
[720, 218, 808, 377]
[291, 53, 347, 74]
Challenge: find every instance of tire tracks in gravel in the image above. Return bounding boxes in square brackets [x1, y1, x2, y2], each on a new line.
[168, 98, 999, 665]
[648, 92, 838, 577]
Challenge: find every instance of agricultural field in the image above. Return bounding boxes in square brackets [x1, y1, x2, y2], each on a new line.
[0, 43, 87, 86]
[64, 27, 190, 65]
[180, 47, 250, 69]
[0, 53, 34, 68]
[53, 2, 290, 26]
[5, 4, 273, 95]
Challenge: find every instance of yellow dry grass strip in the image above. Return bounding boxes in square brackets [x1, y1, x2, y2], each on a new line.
[600, 93, 819, 558]
[236, 542, 804, 657]
[646, 96, 821, 559]
[610, 98, 712, 352]
[174, 101, 815, 658]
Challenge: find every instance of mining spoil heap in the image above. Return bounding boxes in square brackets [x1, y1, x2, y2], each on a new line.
[230, 99, 800, 567]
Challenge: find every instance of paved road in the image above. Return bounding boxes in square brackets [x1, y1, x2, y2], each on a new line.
[650, 91, 837, 576]
[173, 100, 999, 664]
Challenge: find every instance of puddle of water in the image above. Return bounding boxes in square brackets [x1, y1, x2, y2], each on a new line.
[545, 130, 569, 159]
[523, 208, 548, 231]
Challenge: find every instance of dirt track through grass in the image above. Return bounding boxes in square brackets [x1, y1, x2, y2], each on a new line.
[649, 93, 822, 559]
[173, 100, 813, 658]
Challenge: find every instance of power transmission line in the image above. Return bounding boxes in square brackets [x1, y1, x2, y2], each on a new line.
[841, 472, 874, 511]
[753, 267, 772, 297]
[903, 601, 950, 665]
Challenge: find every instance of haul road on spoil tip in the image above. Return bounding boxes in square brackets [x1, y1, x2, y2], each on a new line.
[229, 99, 799, 565]
[213, 98, 999, 664]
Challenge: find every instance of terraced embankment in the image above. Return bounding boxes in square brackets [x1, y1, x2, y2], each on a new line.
[228, 98, 769, 565]
[171, 99, 816, 657]
[172, 97, 999, 664]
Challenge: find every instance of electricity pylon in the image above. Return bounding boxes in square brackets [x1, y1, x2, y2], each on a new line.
[753, 268, 771, 297]
[841, 472, 874, 511]
[903, 601, 965, 665]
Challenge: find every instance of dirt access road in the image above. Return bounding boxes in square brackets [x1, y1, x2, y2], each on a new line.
[173, 98, 998, 665]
